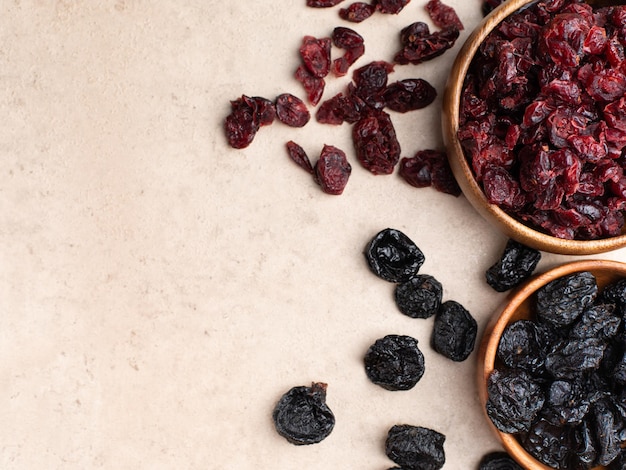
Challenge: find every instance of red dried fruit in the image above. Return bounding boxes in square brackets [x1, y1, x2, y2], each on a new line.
[352, 110, 401, 175]
[314, 144, 352, 195]
[352, 60, 395, 110]
[394, 23, 460, 65]
[399, 150, 461, 196]
[425, 0, 464, 31]
[275, 93, 311, 128]
[316, 92, 366, 125]
[331, 27, 365, 77]
[299, 35, 332, 79]
[306, 0, 345, 6]
[286, 141, 314, 175]
[224, 95, 275, 149]
[295, 65, 326, 106]
[375, 0, 410, 15]
[339, 2, 376, 23]
[383, 79, 437, 113]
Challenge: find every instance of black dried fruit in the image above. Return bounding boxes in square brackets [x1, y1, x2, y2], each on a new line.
[394, 274, 442, 319]
[486, 368, 545, 434]
[522, 418, 573, 469]
[385, 424, 446, 470]
[542, 380, 592, 426]
[431, 300, 477, 362]
[364, 228, 425, 283]
[545, 337, 606, 380]
[272, 382, 335, 445]
[496, 319, 546, 374]
[486, 239, 541, 292]
[364, 334, 425, 391]
[478, 451, 523, 470]
[536, 271, 598, 327]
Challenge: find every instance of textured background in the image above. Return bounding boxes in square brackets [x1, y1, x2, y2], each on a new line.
[1, 1, 625, 468]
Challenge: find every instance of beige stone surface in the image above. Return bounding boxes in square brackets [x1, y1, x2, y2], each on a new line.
[2, 1, 626, 469]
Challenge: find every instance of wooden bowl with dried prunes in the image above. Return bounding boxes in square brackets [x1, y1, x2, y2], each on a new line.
[442, 0, 626, 255]
[478, 259, 626, 469]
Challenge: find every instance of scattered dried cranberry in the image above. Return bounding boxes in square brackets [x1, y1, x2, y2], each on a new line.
[353, 110, 401, 175]
[375, 0, 410, 15]
[299, 35, 332, 79]
[275, 93, 311, 128]
[306, 0, 345, 6]
[393, 22, 460, 65]
[383, 78, 437, 113]
[425, 0, 464, 31]
[485, 239, 541, 292]
[339, 2, 376, 23]
[331, 27, 365, 77]
[399, 150, 461, 196]
[224, 95, 275, 149]
[286, 141, 314, 175]
[314, 144, 352, 195]
[295, 65, 326, 105]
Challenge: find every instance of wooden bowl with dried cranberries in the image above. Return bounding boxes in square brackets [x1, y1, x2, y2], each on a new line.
[478, 259, 626, 469]
[442, 0, 626, 255]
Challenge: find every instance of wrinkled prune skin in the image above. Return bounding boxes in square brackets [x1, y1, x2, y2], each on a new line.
[364, 335, 425, 391]
[486, 368, 545, 434]
[394, 274, 442, 319]
[590, 398, 623, 466]
[385, 424, 446, 470]
[272, 382, 335, 445]
[478, 451, 523, 470]
[431, 300, 477, 362]
[536, 271, 598, 327]
[543, 379, 592, 426]
[364, 228, 424, 283]
[497, 320, 547, 374]
[522, 418, 574, 468]
[570, 304, 620, 340]
[485, 239, 541, 292]
[600, 278, 626, 315]
[545, 337, 606, 379]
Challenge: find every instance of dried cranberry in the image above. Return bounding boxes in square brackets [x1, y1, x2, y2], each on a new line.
[383, 79, 437, 113]
[339, 2, 375, 23]
[286, 141, 314, 175]
[352, 110, 401, 175]
[399, 150, 461, 196]
[314, 144, 352, 195]
[425, 0, 464, 31]
[275, 93, 311, 128]
[224, 95, 265, 149]
[331, 27, 365, 77]
[394, 24, 460, 65]
[352, 60, 395, 110]
[306, 0, 345, 6]
[375, 0, 410, 15]
[295, 65, 326, 106]
[299, 35, 332, 79]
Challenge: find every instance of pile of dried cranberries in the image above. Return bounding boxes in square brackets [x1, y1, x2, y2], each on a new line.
[458, 0, 626, 240]
[224, 0, 464, 196]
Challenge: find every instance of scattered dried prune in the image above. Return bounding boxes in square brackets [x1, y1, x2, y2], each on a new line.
[399, 149, 461, 196]
[353, 110, 401, 175]
[275, 93, 311, 128]
[385, 424, 446, 470]
[314, 144, 352, 195]
[383, 78, 437, 113]
[485, 239, 541, 292]
[364, 334, 425, 391]
[497, 320, 547, 374]
[364, 228, 424, 283]
[286, 140, 314, 175]
[486, 368, 545, 434]
[272, 382, 335, 445]
[425, 0, 464, 31]
[431, 300, 477, 362]
[339, 2, 376, 22]
[394, 274, 442, 319]
[536, 271, 598, 327]
[478, 451, 523, 470]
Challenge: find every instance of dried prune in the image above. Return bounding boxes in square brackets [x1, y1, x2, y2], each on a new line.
[569, 304, 620, 340]
[394, 274, 442, 319]
[486, 368, 545, 434]
[339, 2, 376, 22]
[314, 144, 352, 195]
[286, 140, 315, 175]
[272, 382, 335, 445]
[383, 78, 437, 113]
[364, 228, 424, 283]
[545, 337, 606, 379]
[497, 320, 547, 374]
[425, 0, 464, 31]
[478, 451, 523, 470]
[399, 150, 461, 196]
[275, 93, 311, 128]
[353, 110, 401, 175]
[536, 271, 598, 327]
[364, 335, 425, 391]
[385, 424, 446, 470]
[431, 300, 477, 362]
[543, 379, 592, 426]
[485, 239, 541, 292]
[522, 418, 573, 468]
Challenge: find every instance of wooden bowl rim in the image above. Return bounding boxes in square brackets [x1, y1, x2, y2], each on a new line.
[441, 0, 626, 255]
[479, 259, 626, 469]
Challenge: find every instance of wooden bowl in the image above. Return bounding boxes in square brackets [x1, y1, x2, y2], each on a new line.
[478, 259, 626, 469]
[441, 0, 626, 255]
